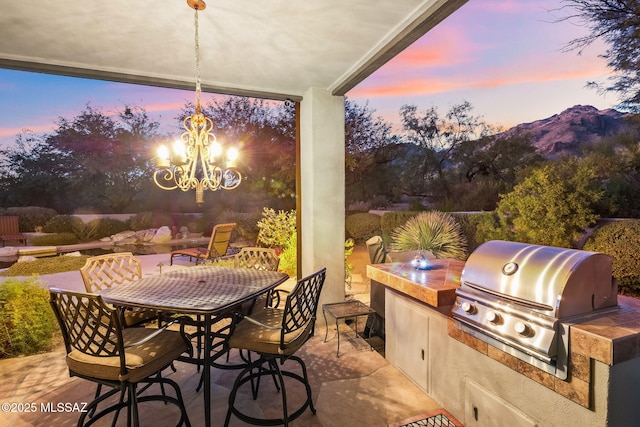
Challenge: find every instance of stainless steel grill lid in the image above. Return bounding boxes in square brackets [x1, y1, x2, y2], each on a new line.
[459, 240, 617, 318]
[452, 240, 618, 380]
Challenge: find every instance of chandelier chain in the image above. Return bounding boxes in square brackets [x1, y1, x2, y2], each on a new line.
[194, 7, 202, 114]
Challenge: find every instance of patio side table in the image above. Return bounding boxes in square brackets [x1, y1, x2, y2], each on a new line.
[323, 300, 376, 357]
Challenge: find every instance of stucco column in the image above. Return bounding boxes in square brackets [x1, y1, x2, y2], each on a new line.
[299, 87, 345, 309]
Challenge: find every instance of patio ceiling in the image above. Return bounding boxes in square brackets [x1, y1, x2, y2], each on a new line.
[0, 0, 467, 101]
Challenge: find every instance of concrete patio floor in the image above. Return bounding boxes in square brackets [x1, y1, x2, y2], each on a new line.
[0, 251, 445, 426]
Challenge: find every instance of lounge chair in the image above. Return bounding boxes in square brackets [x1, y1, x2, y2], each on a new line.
[0, 216, 27, 247]
[170, 222, 236, 265]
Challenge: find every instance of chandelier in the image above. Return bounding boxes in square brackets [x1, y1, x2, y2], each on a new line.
[153, 0, 242, 205]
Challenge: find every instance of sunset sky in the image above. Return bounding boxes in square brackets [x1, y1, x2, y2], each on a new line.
[0, 0, 616, 148]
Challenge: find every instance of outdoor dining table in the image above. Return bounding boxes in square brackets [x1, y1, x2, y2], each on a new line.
[100, 265, 289, 427]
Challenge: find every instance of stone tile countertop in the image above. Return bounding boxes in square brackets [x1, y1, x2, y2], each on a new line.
[366, 260, 464, 309]
[367, 262, 640, 367]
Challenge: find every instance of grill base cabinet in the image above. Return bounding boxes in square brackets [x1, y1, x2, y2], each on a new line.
[374, 264, 640, 427]
[385, 289, 429, 392]
[464, 379, 536, 427]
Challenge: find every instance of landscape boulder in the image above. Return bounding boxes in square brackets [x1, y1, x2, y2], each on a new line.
[151, 226, 172, 243]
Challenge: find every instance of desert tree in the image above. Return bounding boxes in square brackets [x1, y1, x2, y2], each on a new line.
[398, 100, 495, 201]
[559, 0, 640, 112]
[0, 105, 160, 213]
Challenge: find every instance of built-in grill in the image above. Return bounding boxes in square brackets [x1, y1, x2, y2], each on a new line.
[452, 240, 619, 380]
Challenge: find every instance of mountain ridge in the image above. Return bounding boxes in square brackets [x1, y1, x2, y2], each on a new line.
[497, 105, 637, 158]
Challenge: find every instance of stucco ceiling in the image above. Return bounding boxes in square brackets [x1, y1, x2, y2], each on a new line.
[0, 0, 466, 101]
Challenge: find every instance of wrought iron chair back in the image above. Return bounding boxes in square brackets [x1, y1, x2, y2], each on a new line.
[233, 247, 280, 271]
[80, 252, 142, 293]
[50, 289, 126, 367]
[281, 268, 325, 343]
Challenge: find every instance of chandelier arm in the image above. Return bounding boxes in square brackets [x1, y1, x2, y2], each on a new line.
[153, 170, 179, 191]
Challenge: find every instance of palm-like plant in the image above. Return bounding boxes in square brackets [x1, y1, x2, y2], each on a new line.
[390, 211, 467, 260]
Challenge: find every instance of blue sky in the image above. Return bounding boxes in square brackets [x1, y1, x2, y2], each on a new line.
[0, 0, 615, 148]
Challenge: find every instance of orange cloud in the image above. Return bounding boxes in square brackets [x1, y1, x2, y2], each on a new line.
[351, 58, 609, 99]
[0, 124, 54, 138]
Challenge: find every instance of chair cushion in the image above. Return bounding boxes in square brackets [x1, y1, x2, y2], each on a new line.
[66, 327, 188, 383]
[171, 247, 207, 258]
[227, 308, 312, 356]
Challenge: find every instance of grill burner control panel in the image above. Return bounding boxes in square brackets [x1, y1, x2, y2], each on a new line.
[452, 291, 558, 362]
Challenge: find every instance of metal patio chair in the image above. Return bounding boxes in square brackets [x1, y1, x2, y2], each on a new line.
[224, 268, 326, 426]
[80, 252, 157, 327]
[49, 288, 192, 427]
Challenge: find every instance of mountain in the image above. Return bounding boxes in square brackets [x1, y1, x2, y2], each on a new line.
[498, 105, 637, 158]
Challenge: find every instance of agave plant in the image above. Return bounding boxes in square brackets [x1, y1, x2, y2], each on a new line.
[390, 211, 467, 260]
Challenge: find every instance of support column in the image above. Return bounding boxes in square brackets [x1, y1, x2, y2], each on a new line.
[299, 87, 345, 308]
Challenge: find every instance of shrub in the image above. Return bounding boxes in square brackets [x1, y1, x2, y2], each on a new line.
[256, 208, 296, 249]
[0, 277, 58, 357]
[380, 211, 420, 243]
[345, 212, 381, 242]
[583, 220, 640, 293]
[72, 219, 99, 242]
[408, 199, 428, 211]
[43, 215, 76, 233]
[5, 207, 58, 232]
[0, 255, 90, 277]
[129, 212, 154, 231]
[452, 213, 487, 254]
[31, 232, 79, 246]
[466, 211, 515, 248]
[219, 210, 262, 242]
[369, 195, 391, 209]
[496, 159, 602, 248]
[278, 232, 297, 276]
[390, 211, 467, 260]
[87, 218, 130, 240]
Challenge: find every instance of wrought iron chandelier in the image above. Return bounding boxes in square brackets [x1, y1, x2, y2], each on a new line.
[153, 0, 242, 205]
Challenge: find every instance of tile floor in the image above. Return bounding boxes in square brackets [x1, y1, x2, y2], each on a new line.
[0, 252, 445, 426]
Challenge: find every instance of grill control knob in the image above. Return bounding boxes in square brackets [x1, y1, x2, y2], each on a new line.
[460, 302, 475, 314]
[514, 321, 532, 337]
[485, 310, 501, 324]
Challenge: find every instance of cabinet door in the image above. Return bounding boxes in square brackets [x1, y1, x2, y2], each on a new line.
[393, 295, 430, 392]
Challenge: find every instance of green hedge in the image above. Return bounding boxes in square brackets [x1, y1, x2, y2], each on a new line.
[0, 277, 58, 357]
[43, 215, 76, 233]
[31, 232, 79, 246]
[3, 207, 58, 232]
[583, 220, 640, 294]
[380, 211, 420, 243]
[345, 213, 381, 243]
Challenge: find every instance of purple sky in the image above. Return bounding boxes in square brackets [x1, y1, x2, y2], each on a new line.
[0, 0, 614, 148]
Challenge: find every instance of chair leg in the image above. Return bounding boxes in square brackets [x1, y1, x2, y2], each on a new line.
[78, 378, 190, 427]
[224, 355, 315, 427]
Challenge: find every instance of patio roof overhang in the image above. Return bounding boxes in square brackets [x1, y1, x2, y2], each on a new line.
[0, 0, 467, 101]
[0, 0, 468, 306]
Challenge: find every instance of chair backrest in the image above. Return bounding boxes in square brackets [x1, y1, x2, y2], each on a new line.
[80, 252, 142, 293]
[280, 268, 326, 348]
[233, 247, 280, 271]
[366, 235, 391, 264]
[49, 289, 125, 368]
[0, 216, 20, 235]
[207, 223, 236, 258]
